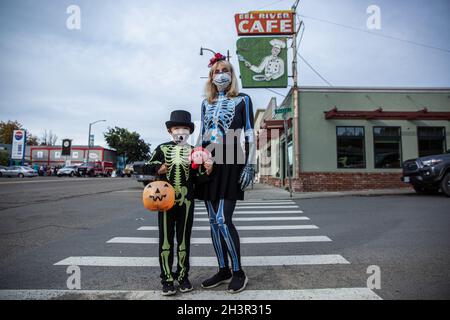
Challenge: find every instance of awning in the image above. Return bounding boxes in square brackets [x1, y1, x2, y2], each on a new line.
[324, 107, 450, 120]
[261, 119, 293, 130]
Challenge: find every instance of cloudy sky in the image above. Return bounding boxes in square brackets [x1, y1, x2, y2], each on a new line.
[1, 0, 449, 149]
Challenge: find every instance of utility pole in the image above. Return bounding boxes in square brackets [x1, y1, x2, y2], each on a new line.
[292, 0, 301, 180]
[87, 120, 106, 163]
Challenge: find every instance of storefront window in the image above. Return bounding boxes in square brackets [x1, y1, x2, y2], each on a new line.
[337, 126, 365, 169]
[418, 127, 446, 157]
[373, 127, 402, 168]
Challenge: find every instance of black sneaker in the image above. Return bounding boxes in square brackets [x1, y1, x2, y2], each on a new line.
[201, 268, 232, 289]
[227, 270, 248, 294]
[162, 281, 176, 296]
[178, 278, 194, 293]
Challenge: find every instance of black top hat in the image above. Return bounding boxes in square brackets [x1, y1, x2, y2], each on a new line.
[165, 110, 195, 133]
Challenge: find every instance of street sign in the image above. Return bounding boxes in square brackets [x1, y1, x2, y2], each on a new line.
[237, 37, 288, 88]
[62, 139, 72, 156]
[234, 10, 295, 36]
[11, 130, 26, 160]
[275, 107, 292, 114]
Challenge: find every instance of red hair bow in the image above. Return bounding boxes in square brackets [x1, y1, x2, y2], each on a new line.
[208, 53, 227, 68]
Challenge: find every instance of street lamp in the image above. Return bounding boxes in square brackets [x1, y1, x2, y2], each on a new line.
[87, 120, 106, 163]
[200, 47, 230, 61]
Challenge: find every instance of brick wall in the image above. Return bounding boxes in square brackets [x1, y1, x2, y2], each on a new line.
[260, 172, 410, 192]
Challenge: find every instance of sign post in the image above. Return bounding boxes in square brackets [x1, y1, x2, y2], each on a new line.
[11, 129, 27, 166]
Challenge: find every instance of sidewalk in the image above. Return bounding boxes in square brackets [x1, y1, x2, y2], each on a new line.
[245, 183, 414, 200]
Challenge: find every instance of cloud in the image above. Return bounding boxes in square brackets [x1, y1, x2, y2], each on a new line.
[0, 0, 449, 151]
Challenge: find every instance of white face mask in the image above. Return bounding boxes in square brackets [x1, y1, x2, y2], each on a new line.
[213, 73, 232, 92]
[171, 128, 190, 145]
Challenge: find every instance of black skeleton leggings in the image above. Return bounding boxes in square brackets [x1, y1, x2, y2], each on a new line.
[205, 199, 242, 272]
[158, 201, 194, 283]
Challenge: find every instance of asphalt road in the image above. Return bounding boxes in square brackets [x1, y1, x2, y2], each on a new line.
[0, 177, 449, 300]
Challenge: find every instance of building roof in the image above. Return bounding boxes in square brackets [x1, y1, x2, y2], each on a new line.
[297, 86, 450, 93]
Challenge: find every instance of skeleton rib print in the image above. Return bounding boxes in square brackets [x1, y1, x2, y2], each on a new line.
[160, 144, 191, 195]
[203, 95, 243, 142]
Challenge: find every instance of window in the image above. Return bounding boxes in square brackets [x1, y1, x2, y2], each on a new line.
[418, 127, 446, 157]
[337, 127, 365, 169]
[373, 127, 402, 169]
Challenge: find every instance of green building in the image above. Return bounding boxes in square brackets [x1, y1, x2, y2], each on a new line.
[256, 87, 450, 191]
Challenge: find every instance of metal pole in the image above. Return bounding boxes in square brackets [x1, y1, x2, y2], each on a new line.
[284, 115, 293, 198]
[292, 1, 300, 180]
[87, 123, 91, 163]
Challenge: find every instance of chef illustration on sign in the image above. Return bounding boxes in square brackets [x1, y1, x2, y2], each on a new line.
[241, 38, 286, 82]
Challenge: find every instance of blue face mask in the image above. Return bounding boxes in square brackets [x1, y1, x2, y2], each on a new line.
[213, 73, 232, 92]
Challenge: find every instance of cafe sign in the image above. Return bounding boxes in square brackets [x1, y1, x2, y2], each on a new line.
[234, 10, 295, 36]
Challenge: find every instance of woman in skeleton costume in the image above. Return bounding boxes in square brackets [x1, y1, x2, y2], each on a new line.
[196, 53, 255, 293]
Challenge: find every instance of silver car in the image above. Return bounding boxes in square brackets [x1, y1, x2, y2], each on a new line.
[57, 165, 79, 177]
[0, 165, 7, 177]
[2, 166, 38, 178]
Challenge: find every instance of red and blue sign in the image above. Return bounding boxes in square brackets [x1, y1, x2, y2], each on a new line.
[15, 131, 23, 140]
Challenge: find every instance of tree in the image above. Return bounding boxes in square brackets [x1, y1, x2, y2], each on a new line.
[104, 127, 151, 163]
[0, 120, 38, 145]
[0, 120, 22, 144]
[26, 134, 39, 146]
[40, 130, 58, 146]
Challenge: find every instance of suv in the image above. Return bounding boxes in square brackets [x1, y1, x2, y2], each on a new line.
[57, 165, 79, 177]
[402, 151, 450, 197]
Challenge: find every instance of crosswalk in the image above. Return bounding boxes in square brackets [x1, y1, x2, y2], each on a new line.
[53, 199, 382, 300]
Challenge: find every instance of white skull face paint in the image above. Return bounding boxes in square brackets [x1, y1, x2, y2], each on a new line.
[171, 128, 190, 145]
[213, 73, 232, 92]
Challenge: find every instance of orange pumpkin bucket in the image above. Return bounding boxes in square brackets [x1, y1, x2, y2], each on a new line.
[142, 181, 175, 212]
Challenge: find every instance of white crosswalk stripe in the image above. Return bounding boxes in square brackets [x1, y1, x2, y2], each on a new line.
[53, 198, 382, 300]
[138, 225, 319, 231]
[194, 210, 304, 215]
[106, 236, 332, 244]
[54, 254, 349, 267]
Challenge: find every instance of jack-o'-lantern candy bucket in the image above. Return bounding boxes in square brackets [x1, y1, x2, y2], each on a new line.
[142, 181, 175, 212]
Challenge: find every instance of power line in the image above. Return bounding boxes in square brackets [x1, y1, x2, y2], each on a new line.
[265, 88, 287, 97]
[297, 53, 333, 86]
[298, 14, 450, 54]
[256, 0, 288, 11]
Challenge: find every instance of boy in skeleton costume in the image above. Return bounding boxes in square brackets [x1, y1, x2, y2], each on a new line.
[144, 110, 212, 296]
[196, 54, 255, 294]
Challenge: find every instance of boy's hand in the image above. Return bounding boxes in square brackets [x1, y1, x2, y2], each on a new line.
[204, 160, 213, 175]
[157, 164, 168, 175]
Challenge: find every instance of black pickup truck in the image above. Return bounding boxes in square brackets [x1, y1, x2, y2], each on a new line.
[132, 161, 155, 187]
[402, 151, 450, 197]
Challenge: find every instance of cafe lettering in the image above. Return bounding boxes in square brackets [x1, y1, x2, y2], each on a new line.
[235, 10, 295, 36]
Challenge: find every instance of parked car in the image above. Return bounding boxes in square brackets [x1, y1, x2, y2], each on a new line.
[124, 163, 135, 177]
[133, 161, 154, 186]
[0, 165, 7, 177]
[77, 161, 113, 177]
[57, 165, 79, 177]
[2, 166, 38, 178]
[402, 151, 450, 197]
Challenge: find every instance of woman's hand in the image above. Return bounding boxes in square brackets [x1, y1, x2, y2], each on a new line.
[204, 159, 213, 176]
[157, 164, 168, 175]
[239, 164, 255, 190]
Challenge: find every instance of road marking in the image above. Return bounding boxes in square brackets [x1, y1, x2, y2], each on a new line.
[194, 210, 303, 215]
[138, 225, 319, 231]
[54, 254, 349, 267]
[195, 201, 296, 206]
[195, 217, 310, 222]
[0, 178, 113, 185]
[195, 205, 299, 210]
[0, 288, 382, 300]
[106, 236, 331, 244]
